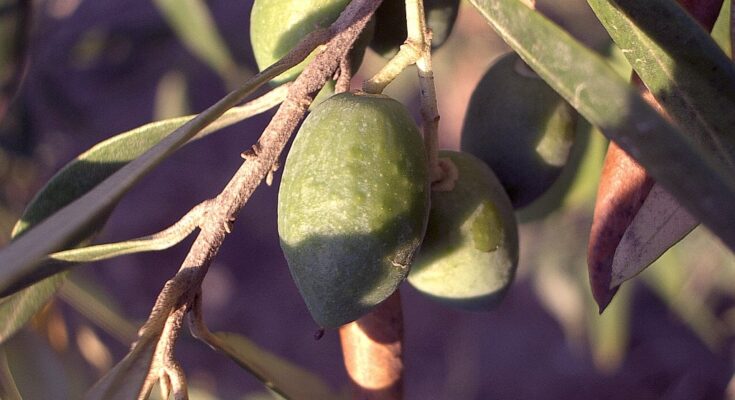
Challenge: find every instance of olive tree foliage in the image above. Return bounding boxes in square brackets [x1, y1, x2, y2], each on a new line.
[0, 0, 733, 398]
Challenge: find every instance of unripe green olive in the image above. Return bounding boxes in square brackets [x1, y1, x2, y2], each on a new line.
[278, 91, 430, 328]
[369, 0, 460, 57]
[408, 151, 519, 311]
[250, 0, 374, 84]
[460, 52, 577, 210]
[515, 116, 593, 222]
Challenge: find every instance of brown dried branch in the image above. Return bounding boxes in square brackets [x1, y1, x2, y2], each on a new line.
[339, 291, 404, 400]
[92, 0, 383, 396]
[336, 55, 353, 93]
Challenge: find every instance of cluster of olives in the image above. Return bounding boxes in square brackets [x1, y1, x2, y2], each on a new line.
[251, 0, 577, 327]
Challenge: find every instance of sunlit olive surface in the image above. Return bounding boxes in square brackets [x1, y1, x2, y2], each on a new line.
[278, 92, 429, 328]
[408, 151, 519, 311]
[250, 0, 373, 84]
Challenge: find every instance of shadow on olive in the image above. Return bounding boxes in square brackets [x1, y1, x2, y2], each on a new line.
[278, 92, 429, 327]
[460, 52, 577, 210]
[408, 151, 519, 311]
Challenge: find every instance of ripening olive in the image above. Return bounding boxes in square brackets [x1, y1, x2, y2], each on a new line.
[460, 52, 577, 210]
[408, 151, 519, 311]
[278, 91, 429, 328]
[250, 0, 374, 84]
[369, 0, 460, 57]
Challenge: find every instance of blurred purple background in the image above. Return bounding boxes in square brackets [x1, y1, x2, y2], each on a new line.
[2, 0, 734, 399]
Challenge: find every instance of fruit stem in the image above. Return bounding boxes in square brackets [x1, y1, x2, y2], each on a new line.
[361, 0, 428, 93]
[406, 0, 442, 184]
[362, 41, 421, 94]
[360, 0, 427, 94]
[340, 291, 404, 400]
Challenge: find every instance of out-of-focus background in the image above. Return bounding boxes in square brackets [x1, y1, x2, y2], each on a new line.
[1, 0, 735, 398]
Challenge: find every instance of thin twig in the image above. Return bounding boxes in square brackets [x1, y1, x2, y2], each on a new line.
[49, 200, 212, 263]
[363, 43, 421, 94]
[97, 0, 383, 396]
[140, 302, 188, 398]
[165, 359, 188, 400]
[336, 55, 353, 93]
[406, 0, 442, 183]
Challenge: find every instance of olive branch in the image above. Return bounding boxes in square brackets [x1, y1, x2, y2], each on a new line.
[83, 1, 384, 398]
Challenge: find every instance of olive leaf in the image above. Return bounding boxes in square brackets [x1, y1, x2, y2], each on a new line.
[588, 0, 735, 167]
[468, 0, 735, 253]
[47, 202, 203, 264]
[610, 184, 698, 287]
[0, 87, 286, 345]
[587, 0, 731, 301]
[0, 273, 68, 344]
[152, 0, 246, 86]
[0, 68, 286, 305]
[12, 92, 285, 239]
[204, 332, 342, 400]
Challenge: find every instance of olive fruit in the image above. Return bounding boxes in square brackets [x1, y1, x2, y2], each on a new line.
[408, 151, 519, 311]
[370, 0, 460, 57]
[278, 91, 429, 328]
[250, 0, 374, 84]
[460, 52, 577, 209]
[516, 116, 592, 222]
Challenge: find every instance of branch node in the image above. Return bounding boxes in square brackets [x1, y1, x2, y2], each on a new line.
[223, 218, 235, 234]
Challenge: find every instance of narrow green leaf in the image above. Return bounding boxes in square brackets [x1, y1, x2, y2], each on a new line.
[13, 96, 284, 238]
[0, 273, 67, 343]
[85, 334, 158, 400]
[468, 0, 735, 252]
[48, 202, 203, 263]
[0, 86, 287, 345]
[207, 332, 341, 400]
[588, 0, 735, 167]
[152, 0, 247, 86]
[0, 66, 284, 297]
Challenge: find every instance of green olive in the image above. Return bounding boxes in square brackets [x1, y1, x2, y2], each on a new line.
[460, 52, 577, 210]
[278, 91, 429, 327]
[369, 0, 460, 57]
[408, 151, 519, 311]
[250, 0, 374, 84]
